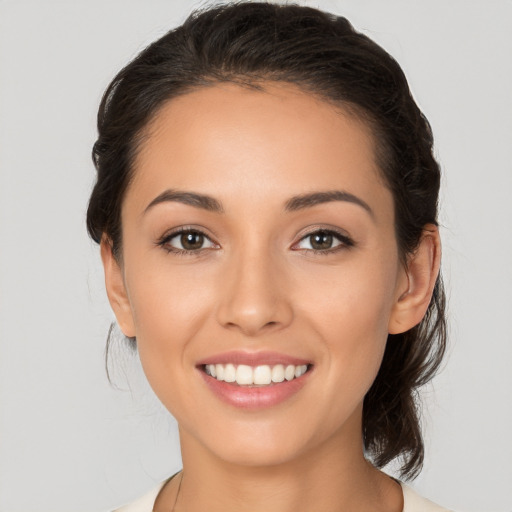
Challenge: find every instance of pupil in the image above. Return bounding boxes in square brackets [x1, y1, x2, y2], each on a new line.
[311, 232, 332, 250]
[181, 232, 203, 250]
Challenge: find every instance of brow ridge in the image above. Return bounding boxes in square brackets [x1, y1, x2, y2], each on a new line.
[144, 188, 372, 217]
[144, 189, 224, 214]
[284, 190, 373, 217]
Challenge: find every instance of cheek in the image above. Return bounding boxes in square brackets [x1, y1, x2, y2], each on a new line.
[127, 257, 214, 336]
[298, 257, 398, 390]
[300, 252, 397, 329]
[124, 265, 213, 415]
[122, 252, 236, 410]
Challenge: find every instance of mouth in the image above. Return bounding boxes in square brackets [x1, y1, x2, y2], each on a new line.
[196, 353, 314, 409]
[201, 363, 312, 387]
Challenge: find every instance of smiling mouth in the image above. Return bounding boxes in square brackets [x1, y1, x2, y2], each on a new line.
[202, 363, 312, 387]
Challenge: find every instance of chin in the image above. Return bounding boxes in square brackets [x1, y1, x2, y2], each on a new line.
[211, 437, 307, 468]
[190, 414, 334, 469]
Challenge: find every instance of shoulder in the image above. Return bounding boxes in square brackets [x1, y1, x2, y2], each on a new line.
[400, 482, 453, 512]
[112, 481, 166, 512]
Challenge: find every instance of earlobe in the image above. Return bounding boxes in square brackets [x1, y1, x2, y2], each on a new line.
[388, 225, 441, 335]
[100, 237, 136, 338]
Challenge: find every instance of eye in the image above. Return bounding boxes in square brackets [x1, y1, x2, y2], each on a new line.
[294, 229, 353, 253]
[158, 228, 217, 254]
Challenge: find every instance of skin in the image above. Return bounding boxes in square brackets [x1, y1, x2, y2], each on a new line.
[102, 82, 441, 511]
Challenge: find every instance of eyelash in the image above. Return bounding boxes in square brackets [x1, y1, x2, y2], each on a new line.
[156, 227, 354, 256]
[293, 228, 354, 255]
[156, 227, 218, 256]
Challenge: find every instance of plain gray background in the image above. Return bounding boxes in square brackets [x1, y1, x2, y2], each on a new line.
[1, 1, 511, 510]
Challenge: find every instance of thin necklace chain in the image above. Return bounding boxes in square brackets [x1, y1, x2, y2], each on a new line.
[170, 471, 183, 512]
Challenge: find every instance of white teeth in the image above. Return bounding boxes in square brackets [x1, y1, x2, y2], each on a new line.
[284, 364, 295, 381]
[205, 363, 309, 386]
[236, 365, 253, 385]
[215, 364, 224, 381]
[294, 365, 307, 378]
[254, 365, 272, 385]
[224, 363, 236, 382]
[271, 364, 285, 383]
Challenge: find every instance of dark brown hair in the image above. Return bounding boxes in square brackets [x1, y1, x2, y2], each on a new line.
[87, 2, 446, 479]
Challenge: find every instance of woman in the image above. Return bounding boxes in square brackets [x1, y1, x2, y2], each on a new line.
[87, 3, 449, 510]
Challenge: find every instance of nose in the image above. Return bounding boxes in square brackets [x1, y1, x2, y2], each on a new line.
[215, 249, 294, 337]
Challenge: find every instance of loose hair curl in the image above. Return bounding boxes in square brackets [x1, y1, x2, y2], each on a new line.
[87, 2, 447, 479]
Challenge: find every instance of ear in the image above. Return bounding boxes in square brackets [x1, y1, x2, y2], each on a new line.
[100, 237, 136, 338]
[388, 224, 441, 335]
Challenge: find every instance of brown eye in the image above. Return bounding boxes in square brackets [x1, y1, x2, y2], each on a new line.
[310, 231, 333, 250]
[294, 229, 353, 253]
[181, 231, 205, 250]
[160, 229, 216, 253]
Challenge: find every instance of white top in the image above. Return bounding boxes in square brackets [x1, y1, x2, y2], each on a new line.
[114, 479, 452, 512]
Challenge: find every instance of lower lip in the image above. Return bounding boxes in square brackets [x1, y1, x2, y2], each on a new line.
[199, 367, 312, 409]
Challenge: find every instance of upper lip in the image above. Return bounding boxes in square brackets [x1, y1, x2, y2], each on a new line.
[196, 350, 312, 367]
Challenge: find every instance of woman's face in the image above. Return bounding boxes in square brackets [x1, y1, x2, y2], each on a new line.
[107, 82, 410, 466]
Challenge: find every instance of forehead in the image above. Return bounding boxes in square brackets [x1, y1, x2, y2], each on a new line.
[128, 82, 391, 219]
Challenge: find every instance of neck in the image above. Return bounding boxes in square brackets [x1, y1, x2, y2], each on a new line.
[157, 416, 403, 512]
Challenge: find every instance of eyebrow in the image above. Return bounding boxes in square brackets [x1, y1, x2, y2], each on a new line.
[284, 190, 374, 218]
[144, 189, 224, 214]
[144, 188, 373, 218]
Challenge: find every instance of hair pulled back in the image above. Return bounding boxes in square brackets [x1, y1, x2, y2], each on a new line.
[87, 2, 446, 479]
